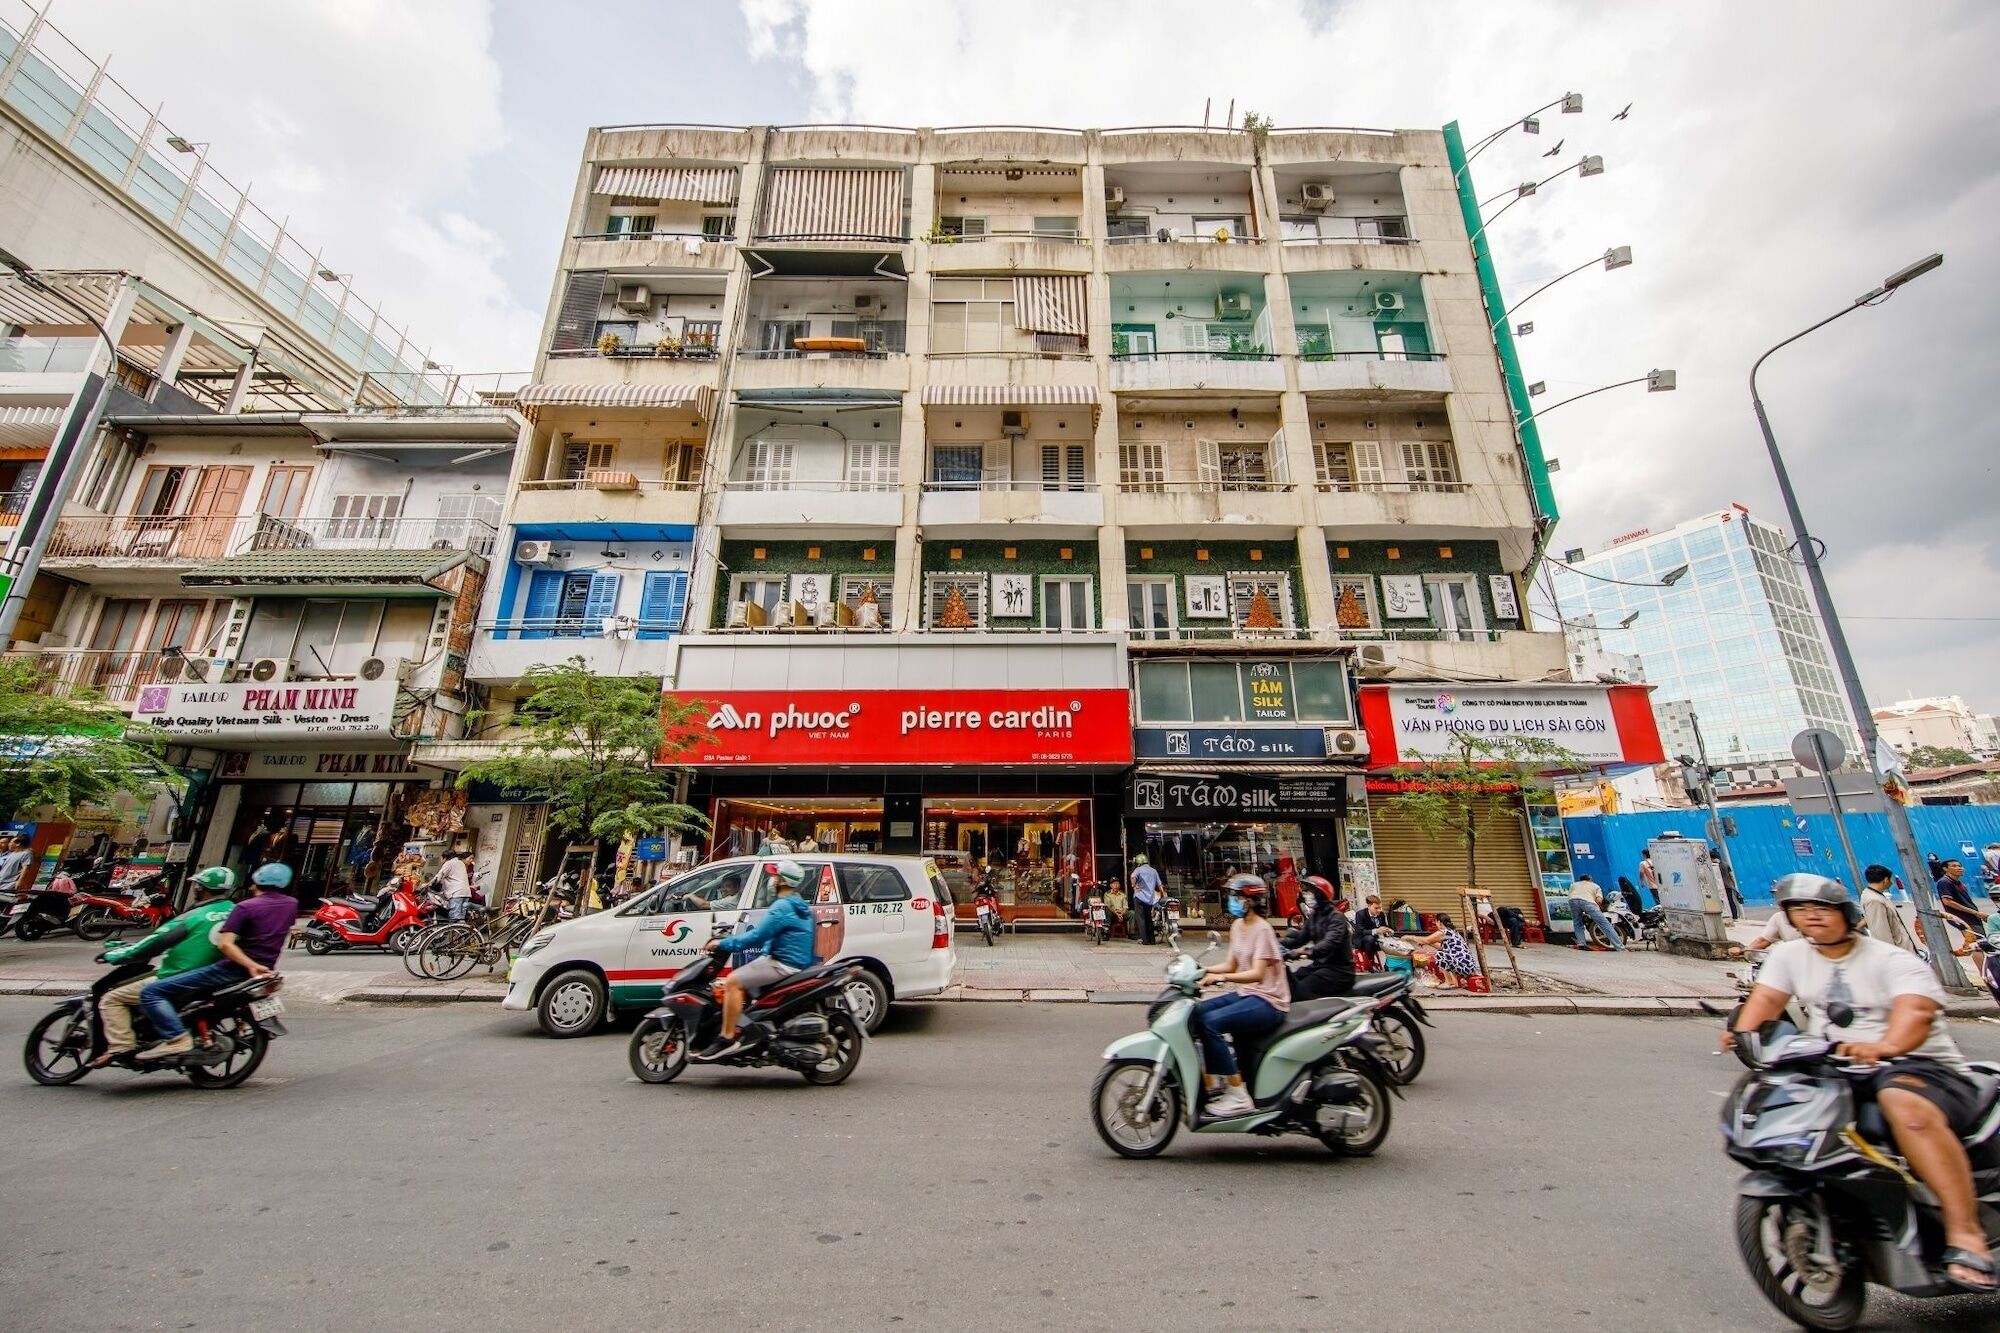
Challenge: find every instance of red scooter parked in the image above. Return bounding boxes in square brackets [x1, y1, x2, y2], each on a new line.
[70, 883, 172, 941]
[300, 878, 440, 954]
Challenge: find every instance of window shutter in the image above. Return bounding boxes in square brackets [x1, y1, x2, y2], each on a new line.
[638, 571, 689, 639]
[1066, 444, 1086, 491]
[523, 570, 562, 640]
[1196, 440, 1222, 489]
[1353, 441, 1386, 488]
[586, 573, 622, 626]
[550, 270, 608, 352]
[1041, 445, 1061, 489]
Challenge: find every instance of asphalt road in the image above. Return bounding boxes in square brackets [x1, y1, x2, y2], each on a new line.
[3, 999, 2000, 1333]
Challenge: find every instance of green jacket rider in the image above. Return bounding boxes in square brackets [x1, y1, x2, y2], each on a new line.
[95, 866, 238, 1062]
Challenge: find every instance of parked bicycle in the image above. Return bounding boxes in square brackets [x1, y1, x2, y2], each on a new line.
[412, 876, 575, 980]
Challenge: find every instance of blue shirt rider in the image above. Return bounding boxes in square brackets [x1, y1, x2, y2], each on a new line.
[695, 859, 817, 1061]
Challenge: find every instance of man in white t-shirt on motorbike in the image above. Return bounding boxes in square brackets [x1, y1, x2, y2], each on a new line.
[1730, 873, 1993, 1293]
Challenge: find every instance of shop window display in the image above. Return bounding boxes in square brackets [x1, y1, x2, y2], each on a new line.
[712, 798, 886, 857]
[921, 798, 1091, 914]
[1140, 820, 1309, 926]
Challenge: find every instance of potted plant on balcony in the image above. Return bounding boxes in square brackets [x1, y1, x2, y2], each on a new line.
[598, 332, 625, 357]
[652, 335, 681, 358]
[925, 220, 955, 245]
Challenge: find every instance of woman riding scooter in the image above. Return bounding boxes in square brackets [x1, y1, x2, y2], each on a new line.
[1191, 874, 1291, 1119]
[1282, 875, 1355, 1001]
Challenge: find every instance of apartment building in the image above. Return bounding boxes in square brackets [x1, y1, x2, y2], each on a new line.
[0, 8, 522, 906]
[495, 122, 1664, 924]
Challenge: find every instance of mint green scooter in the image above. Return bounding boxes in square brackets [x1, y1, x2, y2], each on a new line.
[1090, 926, 1396, 1159]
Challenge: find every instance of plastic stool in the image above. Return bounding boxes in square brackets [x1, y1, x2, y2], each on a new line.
[1523, 925, 1546, 944]
[1462, 974, 1492, 995]
[1385, 955, 1415, 975]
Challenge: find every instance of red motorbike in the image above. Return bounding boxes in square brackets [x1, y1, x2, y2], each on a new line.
[299, 879, 440, 955]
[70, 884, 172, 941]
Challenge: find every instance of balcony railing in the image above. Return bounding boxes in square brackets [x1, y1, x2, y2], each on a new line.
[1107, 230, 1258, 246]
[927, 226, 1083, 243]
[573, 230, 732, 244]
[738, 322, 907, 359]
[0, 336, 96, 374]
[922, 479, 1101, 493]
[722, 478, 900, 493]
[1118, 479, 1294, 493]
[0, 491, 29, 527]
[45, 512, 497, 562]
[1315, 479, 1467, 494]
[0, 649, 175, 704]
[480, 618, 683, 640]
[1300, 349, 1444, 362]
[518, 477, 703, 493]
[1124, 625, 1313, 642]
[1110, 349, 1276, 362]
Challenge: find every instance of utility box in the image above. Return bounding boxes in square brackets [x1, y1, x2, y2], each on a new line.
[1652, 835, 1733, 959]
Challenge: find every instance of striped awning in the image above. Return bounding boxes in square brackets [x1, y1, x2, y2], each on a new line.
[1013, 275, 1088, 336]
[0, 405, 62, 450]
[517, 382, 716, 418]
[760, 167, 903, 239]
[594, 165, 739, 203]
[920, 385, 1099, 407]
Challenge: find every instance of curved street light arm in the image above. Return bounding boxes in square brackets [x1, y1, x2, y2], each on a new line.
[1516, 375, 1650, 423]
[1467, 159, 1589, 247]
[1456, 94, 1581, 179]
[1494, 251, 1611, 328]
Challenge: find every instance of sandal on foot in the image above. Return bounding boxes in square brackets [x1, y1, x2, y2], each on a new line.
[1941, 1247, 1997, 1293]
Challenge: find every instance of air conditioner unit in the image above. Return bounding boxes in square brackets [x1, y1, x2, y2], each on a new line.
[178, 658, 213, 684]
[395, 658, 420, 684]
[1353, 643, 1401, 675]
[1215, 292, 1254, 319]
[1323, 726, 1368, 758]
[1000, 410, 1027, 436]
[1373, 291, 1406, 313]
[1104, 184, 1125, 206]
[1300, 182, 1335, 211]
[614, 283, 653, 313]
[517, 540, 555, 565]
[853, 293, 878, 311]
[249, 657, 291, 684]
[357, 656, 390, 682]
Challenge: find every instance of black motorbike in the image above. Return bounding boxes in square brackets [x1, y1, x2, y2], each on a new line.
[1344, 971, 1430, 1085]
[22, 931, 286, 1090]
[626, 929, 865, 1086]
[1720, 1014, 2000, 1328]
[6, 887, 89, 941]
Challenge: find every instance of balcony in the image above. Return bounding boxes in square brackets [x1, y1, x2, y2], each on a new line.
[0, 648, 174, 705]
[1109, 351, 1285, 393]
[467, 627, 679, 684]
[1297, 353, 1452, 396]
[572, 235, 735, 272]
[918, 481, 1104, 534]
[716, 481, 903, 532]
[44, 512, 497, 571]
[0, 336, 95, 375]
[510, 477, 702, 530]
[1114, 480, 1305, 535]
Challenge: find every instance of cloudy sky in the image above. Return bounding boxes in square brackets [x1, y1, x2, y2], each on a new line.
[35, 0, 2000, 713]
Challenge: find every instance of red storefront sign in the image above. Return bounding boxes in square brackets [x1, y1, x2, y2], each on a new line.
[1357, 683, 1665, 769]
[660, 689, 1133, 766]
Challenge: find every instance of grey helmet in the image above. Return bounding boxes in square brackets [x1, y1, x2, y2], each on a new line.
[1773, 873, 1862, 929]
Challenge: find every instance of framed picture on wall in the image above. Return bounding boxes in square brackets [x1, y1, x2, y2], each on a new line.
[1381, 574, 1425, 619]
[1488, 574, 1520, 621]
[789, 573, 827, 613]
[1184, 575, 1227, 619]
[992, 572, 1032, 617]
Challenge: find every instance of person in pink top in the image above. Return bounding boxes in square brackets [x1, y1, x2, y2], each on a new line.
[1193, 875, 1292, 1118]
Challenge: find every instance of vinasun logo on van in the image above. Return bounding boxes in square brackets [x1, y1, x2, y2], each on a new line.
[659, 918, 692, 942]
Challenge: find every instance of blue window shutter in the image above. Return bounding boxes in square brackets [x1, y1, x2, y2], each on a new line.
[523, 570, 562, 640]
[638, 571, 688, 640]
[585, 573, 622, 631]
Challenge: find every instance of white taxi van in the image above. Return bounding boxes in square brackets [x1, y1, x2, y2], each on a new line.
[503, 854, 956, 1036]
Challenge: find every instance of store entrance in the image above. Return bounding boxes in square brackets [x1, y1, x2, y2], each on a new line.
[922, 797, 1092, 916]
[228, 781, 398, 910]
[711, 797, 887, 858]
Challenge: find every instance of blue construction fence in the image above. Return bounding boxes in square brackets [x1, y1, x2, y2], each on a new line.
[1563, 804, 2000, 908]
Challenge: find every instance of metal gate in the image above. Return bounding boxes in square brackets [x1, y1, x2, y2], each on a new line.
[1370, 795, 1538, 918]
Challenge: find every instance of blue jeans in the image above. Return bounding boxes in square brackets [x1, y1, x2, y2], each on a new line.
[448, 896, 471, 922]
[138, 960, 247, 1041]
[1190, 991, 1282, 1078]
[1570, 898, 1625, 950]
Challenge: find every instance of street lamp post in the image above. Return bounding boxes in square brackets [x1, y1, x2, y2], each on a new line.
[1747, 252, 1961, 986]
[1520, 369, 1676, 424]
[1493, 247, 1632, 330]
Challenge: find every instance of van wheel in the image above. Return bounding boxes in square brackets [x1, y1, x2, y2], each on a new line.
[537, 969, 606, 1037]
[840, 970, 889, 1034]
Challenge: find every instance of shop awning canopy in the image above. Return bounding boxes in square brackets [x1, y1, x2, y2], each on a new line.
[1136, 762, 1360, 775]
[919, 384, 1098, 407]
[182, 548, 466, 595]
[516, 382, 715, 417]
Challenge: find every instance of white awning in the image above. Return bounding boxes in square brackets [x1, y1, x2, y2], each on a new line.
[919, 385, 1099, 407]
[516, 382, 716, 418]
[1013, 275, 1089, 336]
[0, 405, 63, 450]
[594, 165, 739, 203]
[760, 167, 903, 238]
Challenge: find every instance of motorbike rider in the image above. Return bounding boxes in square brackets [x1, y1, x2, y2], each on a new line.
[136, 861, 297, 1061]
[91, 866, 238, 1066]
[1282, 875, 1354, 1000]
[1729, 873, 1994, 1293]
[694, 859, 817, 1062]
[1192, 875, 1291, 1119]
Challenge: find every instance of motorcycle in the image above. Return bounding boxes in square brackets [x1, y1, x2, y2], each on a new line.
[22, 937, 286, 1090]
[1342, 970, 1431, 1086]
[300, 879, 439, 955]
[1601, 894, 1662, 949]
[69, 884, 173, 942]
[1089, 925, 1398, 1159]
[1084, 894, 1109, 946]
[7, 885, 90, 941]
[973, 890, 1003, 947]
[1719, 1013, 2000, 1328]
[626, 926, 866, 1086]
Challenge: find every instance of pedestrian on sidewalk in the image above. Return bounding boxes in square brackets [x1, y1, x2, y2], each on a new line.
[1352, 894, 1386, 970]
[435, 848, 476, 922]
[1638, 850, 1662, 906]
[1711, 844, 1744, 920]
[1568, 874, 1624, 951]
[1400, 912, 1482, 990]
[1130, 855, 1162, 945]
[1934, 859, 1987, 935]
[1860, 864, 1919, 953]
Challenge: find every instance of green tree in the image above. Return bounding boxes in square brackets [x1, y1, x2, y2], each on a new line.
[0, 656, 183, 820]
[1377, 731, 1583, 987]
[1905, 744, 1976, 769]
[457, 659, 709, 874]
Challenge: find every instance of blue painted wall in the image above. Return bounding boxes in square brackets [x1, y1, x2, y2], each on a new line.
[1565, 805, 2000, 907]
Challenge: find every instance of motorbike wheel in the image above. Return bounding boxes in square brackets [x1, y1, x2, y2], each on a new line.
[1373, 1009, 1427, 1086]
[1316, 1063, 1391, 1157]
[14, 915, 49, 943]
[23, 1009, 92, 1086]
[629, 1017, 689, 1084]
[303, 932, 337, 956]
[183, 1017, 269, 1090]
[1733, 1194, 1865, 1330]
[980, 917, 995, 947]
[73, 909, 118, 942]
[1091, 1058, 1179, 1158]
[386, 925, 420, 955]
[800, 1009, 863, 1085]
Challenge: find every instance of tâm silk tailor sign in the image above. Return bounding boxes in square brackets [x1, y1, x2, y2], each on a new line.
[662, 689, 1133, 765]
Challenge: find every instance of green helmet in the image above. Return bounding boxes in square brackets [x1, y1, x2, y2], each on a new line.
[771, 859, 809, 892]
[189, 865, 238, 895]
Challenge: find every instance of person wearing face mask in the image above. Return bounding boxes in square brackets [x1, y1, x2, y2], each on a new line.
[1190, 875, 1291, 1119]
[1281, 874, 1354, 1001]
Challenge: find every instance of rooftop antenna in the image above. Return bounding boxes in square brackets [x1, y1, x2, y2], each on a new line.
[1203, 97, 1211, 128]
